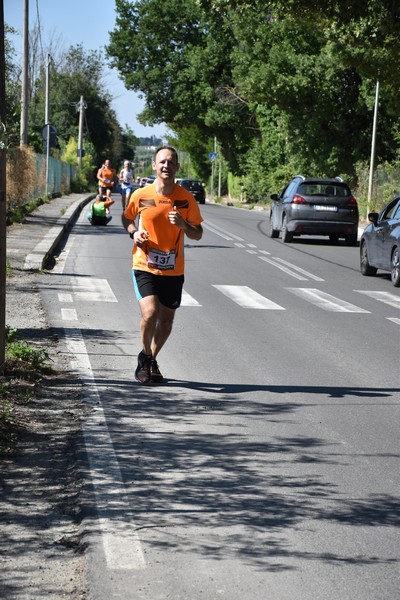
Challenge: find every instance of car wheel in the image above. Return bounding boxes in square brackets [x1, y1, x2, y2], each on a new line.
[268, 216, 279, 238]
[345, 234, 358, 246]
[391, 246, 400, 287]
[281, 216, 293, 243]
[360, 241, 377, 276]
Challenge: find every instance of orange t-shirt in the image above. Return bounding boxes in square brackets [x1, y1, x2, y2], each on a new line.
[124, 183, 204, 276]
[99, 166, 116, 188]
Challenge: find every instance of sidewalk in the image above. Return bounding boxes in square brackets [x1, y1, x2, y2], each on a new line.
[6, 192, 94, 271]
[3, 193, 95, 599]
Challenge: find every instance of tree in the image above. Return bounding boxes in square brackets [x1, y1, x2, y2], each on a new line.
[198, 1, 400, 193]
[4, 25, 20, 148]
[118, 125, 139, 166]
[107, 0, 255, 175]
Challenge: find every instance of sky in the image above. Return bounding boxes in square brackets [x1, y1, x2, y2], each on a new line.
[4, 0, 167, 140]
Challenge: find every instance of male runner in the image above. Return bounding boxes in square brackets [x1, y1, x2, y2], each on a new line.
[124, 146, 204, 384]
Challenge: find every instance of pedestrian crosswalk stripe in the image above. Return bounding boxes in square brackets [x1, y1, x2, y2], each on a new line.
[355, 290, 400, 310]
[61, 308, 78, 321]
[58, 293, 73, 302]
[71, 277, 118, 302]
[212, 285, 285, 309]
[181, 290, 201, 306]
[286, 288, 370, 312]
[387, 317, 400, 325]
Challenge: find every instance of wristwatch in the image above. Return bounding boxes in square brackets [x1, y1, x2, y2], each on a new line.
[129, 230, 136, 239]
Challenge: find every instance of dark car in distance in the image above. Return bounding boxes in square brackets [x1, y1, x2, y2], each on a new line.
[179, 179, 206, 204]
[360, 195, 400, 287]
[269, 176, 359, 245]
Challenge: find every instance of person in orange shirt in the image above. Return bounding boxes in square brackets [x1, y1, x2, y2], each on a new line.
[97, 159, 116, 198]
[124, 146, 204, 384]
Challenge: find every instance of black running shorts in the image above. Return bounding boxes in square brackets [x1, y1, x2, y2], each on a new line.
[132, 270, 184, 309]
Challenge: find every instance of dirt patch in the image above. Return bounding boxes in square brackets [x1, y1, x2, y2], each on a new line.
[1, 269, 89, 599]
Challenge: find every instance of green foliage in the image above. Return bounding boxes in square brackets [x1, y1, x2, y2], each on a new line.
[5, 341, 50, 369]
[107, 0, 400, 200]
[6, 1, 400, 200]
[354, 159, 400, 217]
[7, 196, 49, 225]
[4, 35, 125, 164]
[61, 137, 97, 191]
[4, 25, 21, 148]
[108, 0, 254, 175]
[5, 328, 52, 371]
[0, 330, 54, 453]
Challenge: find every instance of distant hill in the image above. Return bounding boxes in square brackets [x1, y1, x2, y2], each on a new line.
[137, 136, 163, 147]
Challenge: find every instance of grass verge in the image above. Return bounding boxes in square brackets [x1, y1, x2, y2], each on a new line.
[0, 328, 53, 454]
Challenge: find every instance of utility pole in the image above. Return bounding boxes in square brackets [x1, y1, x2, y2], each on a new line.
[77, 96, 86, 169]
[217, 142, 222, 199]
[45, 53, 52, 195]
[20, 0, 29, 146]
[367, 80, 379, 217]
[210, 136, 217, 200]
[0, 0, 7, 365]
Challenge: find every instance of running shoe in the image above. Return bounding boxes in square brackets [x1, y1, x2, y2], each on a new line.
[135, 351, 152, 384]
[150, 358, 164, 383]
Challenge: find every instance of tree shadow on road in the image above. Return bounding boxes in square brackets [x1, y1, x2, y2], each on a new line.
[80, 375, 400, 573]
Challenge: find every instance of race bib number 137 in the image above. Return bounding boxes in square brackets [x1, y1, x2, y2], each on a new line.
[147, 248, 176, 270]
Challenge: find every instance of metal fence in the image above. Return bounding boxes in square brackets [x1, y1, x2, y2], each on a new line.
[6, 147, 77, 211]
[34, 153, 76, 197]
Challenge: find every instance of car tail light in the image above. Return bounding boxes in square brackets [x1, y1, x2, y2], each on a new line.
[291, 195, 306, 204]
[345, 196, 358, 206]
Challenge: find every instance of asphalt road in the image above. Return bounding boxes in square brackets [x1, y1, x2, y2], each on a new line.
[38, 196, 400, 599]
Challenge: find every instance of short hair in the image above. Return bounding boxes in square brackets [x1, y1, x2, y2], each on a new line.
[153, 145, 179, 163]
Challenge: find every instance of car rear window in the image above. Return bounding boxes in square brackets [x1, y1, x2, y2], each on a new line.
[181, 180, 203, 191]
[298, 183, 350, 197]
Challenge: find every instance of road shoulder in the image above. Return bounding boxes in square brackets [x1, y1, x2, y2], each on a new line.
[2, 268, 89, 599]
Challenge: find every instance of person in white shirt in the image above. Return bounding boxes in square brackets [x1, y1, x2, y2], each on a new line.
[119, 160, 134, 209]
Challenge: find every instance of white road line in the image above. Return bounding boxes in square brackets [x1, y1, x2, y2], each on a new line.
[65, 329, 146, 571]
[387, 317, 400, 325]
[213, 285, 285, 309]
[61, 308, 77, 321]
[203, 221, 244, 241]
[58, 293, 73, 302]
[234, 242, 246, 248]
[259, 256, 308, 280]
[386, 317, 400, 325]
[272, 257, 324, 281]
[259, 249, 271, 255]
[71, 277, 118, 302]
[246, 249, 258, 255]
[355, 290, 400, 310]
[53, 245, 73, 274]
[181, 290, 201, 306]
[287, 288, 370, 313]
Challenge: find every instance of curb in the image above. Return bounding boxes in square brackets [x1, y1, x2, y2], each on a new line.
[24, 194, 95, 271]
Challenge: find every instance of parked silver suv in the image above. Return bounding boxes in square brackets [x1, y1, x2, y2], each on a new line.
[269, 176, 359, 245]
